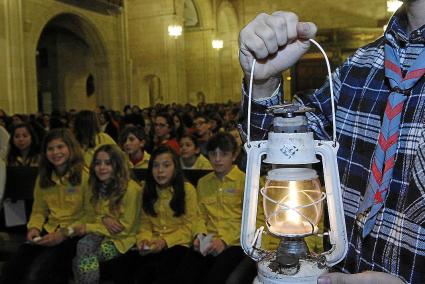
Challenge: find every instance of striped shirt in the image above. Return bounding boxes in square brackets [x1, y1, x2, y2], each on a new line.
[240, 8, 425, 283]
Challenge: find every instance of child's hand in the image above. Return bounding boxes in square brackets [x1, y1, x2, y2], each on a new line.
[193, 237, 200, 251]
[206, 239, 227, 256]
[36, 231, 65, 247]
[137, 240, 151, 256]
[102, 216, 124, 234]
[73, 224, 87, 236]
[26, 228, 41, 242]
[137, 240, 150, 251]
[150, 239, 167, 253]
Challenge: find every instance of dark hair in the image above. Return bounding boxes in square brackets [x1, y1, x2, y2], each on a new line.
[155, 112, 176, 138]
[119, 126, 146, 147]
[74, 110, 100, 149]
[143, 146, 185, 217]
[123, 114, 145, 128]
[89, 144, 130, 214]
[39, 128, 84, 188]
[172, 112, 185, 140]
[209, 113, 223, 133]
[206, 132, 237, 154]
[179, 133, 200, 149]
[7, 123, 40, 166]
[193, 113, 210, 123]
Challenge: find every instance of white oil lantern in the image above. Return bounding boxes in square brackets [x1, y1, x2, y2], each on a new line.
[240, 103, 348, 283]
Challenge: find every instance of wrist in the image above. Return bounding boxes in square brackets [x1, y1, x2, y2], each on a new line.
[58, 226, 75, 238]
[29, 227, 40, 233]
[243, 76, 281, 99]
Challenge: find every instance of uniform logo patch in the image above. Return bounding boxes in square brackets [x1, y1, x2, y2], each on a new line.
[67, 187, 77, 194]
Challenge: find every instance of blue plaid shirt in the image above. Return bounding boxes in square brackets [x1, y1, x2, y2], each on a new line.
[240, 8, 425, 284]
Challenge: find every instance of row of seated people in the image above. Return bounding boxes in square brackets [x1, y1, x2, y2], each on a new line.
[0, 109, 246, 206]
[1, 120, 324, 283]
[3, 110, 243, 170]
[2, 106, 243, 168]
[1, 129, 294, 284]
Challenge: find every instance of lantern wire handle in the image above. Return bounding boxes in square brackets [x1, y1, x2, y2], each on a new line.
[246, 39, 337, 146]
[309, 38, 337, 146]
[246, 58, 256, 148]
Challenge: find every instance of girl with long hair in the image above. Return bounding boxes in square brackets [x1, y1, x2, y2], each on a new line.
[134, 146, 198, 284]
[7, 122, 40, 167]
[1, 128, 88, 284]
[72, 144, 141, 284]
[73, 110, 116, 167]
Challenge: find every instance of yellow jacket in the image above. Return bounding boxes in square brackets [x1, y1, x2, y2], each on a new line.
[84, 179, 142, 253]
[7, 155, 39, 167]
[136, 182, 198, 248]
[83, 132, 116, 167]
[27, 170, 89, 233]
[129, 151, 150, 169]
[180, 155, 212, 170]
[194, 166, 245, 247]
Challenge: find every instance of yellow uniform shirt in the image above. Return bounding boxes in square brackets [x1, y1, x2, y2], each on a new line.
[83, 132, 116, 167]
[27, 170, 89, 233]
[195, 166, 245, 246]
[136, 182, 198, 248]
[129, 151, 150, 169]
[8, 155, 39, 167]
[84, 179, 142, 253]
[180, 155, 212, 170]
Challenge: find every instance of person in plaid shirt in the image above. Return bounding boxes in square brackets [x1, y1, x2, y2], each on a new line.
[238, 1, 425, 284]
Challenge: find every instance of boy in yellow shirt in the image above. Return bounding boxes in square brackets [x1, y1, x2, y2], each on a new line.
[119, 126, 150, 169]
[175, 132, 246, 284]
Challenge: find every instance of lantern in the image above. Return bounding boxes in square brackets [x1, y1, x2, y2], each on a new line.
[241, 104, 348, 284]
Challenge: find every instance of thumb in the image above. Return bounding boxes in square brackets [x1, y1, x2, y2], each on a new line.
[317, 272, 357, 284]
[317, 272, 404, 284]
[296, 22, 317, 40]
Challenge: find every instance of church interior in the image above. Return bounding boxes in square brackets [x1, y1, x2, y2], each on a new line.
[1, 0, 392, 114]
[0, 0, 408, 283]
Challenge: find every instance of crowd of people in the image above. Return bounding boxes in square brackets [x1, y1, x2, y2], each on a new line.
[0, 103, 286, 284]
[1, 1, 424, 283]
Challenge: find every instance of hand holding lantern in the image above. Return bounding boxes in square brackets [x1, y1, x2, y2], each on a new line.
[240, 39, 348, 284]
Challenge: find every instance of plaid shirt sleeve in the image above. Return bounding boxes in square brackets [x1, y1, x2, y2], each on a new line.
[294, 68, 343, 141]
[238, 81, 281, 142]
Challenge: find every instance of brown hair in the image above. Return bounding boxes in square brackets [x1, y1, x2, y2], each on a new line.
[89, 144, 130, 214]
[39, 128, 84, 188]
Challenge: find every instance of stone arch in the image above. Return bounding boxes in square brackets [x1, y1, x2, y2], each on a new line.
[191, 0, 213, 29]
[217, 1, 240, 101]
[196, 91, 206, 104]
[30, 12, 109, 112]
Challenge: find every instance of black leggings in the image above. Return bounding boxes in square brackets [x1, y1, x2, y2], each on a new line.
[134, 245, 190, 284]
[174, 246, 246, 284]
[0, 237, 79, 284]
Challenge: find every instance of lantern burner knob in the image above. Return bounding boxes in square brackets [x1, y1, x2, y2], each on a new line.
[267, 103, 315, 118]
